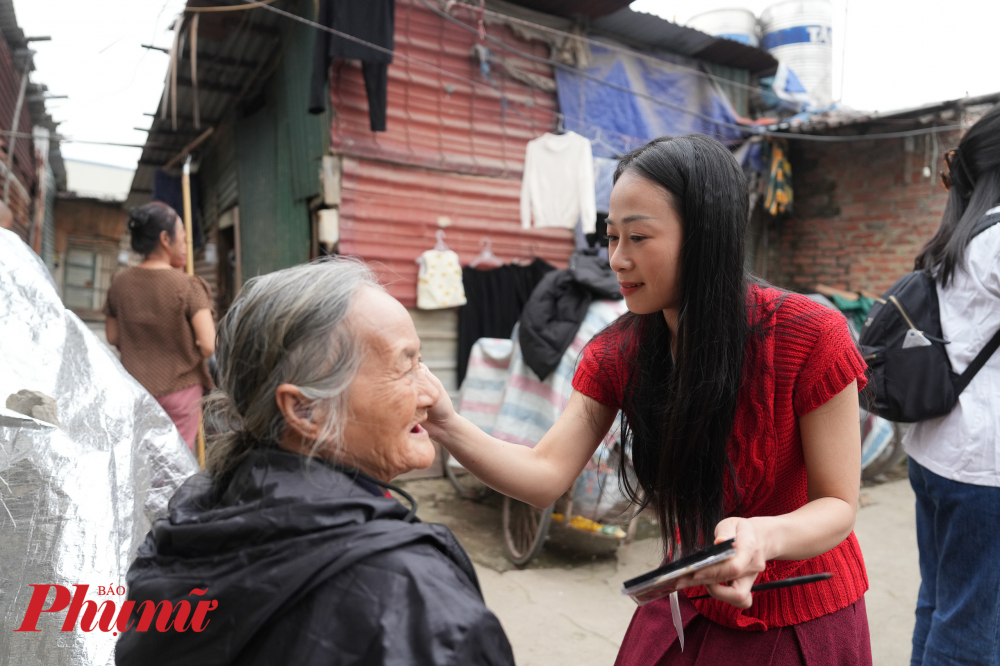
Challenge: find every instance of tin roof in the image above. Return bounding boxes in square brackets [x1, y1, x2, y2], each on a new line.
[770, 91, 1000, 136]
[502, 0, 633, 19]
[591, 7, 777, 74]
[126, 5, 285, 207]
[129, 0, 777, 206]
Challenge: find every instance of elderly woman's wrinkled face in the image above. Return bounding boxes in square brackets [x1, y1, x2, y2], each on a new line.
[340, 288, 440, 481]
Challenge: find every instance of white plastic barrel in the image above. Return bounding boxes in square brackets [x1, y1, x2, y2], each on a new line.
[760, 0, 834, 107]
[687, 8, 759, 47]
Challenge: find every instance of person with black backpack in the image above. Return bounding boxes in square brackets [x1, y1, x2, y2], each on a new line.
[896, 105, 1000, 666]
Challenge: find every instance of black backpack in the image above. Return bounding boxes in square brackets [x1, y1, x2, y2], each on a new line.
[859, 210, 1000, 423]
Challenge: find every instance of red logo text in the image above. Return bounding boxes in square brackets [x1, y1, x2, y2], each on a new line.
[14, 585, 219, 635]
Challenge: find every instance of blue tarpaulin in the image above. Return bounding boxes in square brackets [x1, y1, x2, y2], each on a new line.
[556, 44, 745, 160]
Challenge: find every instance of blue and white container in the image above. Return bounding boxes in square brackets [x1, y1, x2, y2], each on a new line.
[687, 8, 759, 47]
[760, 0, 834, 107]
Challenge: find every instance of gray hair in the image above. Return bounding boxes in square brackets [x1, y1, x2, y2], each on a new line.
[204, 257, 382, 479]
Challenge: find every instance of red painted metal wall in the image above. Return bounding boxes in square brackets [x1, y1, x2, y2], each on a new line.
[340, 156, 572, 307]
[329, 0, 559, 176]
[329, 0, 575, 306]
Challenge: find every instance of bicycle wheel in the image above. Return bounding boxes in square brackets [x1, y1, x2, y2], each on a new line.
[502, 495, 553, 567]
[442, 448, 490, 500]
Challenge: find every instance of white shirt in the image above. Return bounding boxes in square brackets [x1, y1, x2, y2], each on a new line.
[904, 205, 1000, 487]
[520, 132, 597, 233]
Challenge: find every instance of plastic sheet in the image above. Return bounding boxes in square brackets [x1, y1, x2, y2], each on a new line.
[0, 229, 198, 666]
[556, 43, 744, 159]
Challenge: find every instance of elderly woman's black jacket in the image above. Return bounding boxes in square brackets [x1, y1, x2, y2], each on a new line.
[116, 448, 514, 666]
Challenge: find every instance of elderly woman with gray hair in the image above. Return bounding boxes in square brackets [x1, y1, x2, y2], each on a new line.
[116, 259, 514, 666]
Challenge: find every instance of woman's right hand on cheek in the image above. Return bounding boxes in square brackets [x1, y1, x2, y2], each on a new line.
[419, 364, 456, 435]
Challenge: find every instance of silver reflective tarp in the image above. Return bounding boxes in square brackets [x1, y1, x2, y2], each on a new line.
[0, 229, 199, 665]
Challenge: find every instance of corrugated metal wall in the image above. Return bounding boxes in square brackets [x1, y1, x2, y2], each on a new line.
[234, 1, 327, 281]
[200, 115, 239, 232]
[0, 34, 35, 200]
[237, 95, 311, 279]
[328, 0, 558, 177]
[339, 156, 573, 307]
[280, 11, 330, 203]
[329, 0, 574, 308]
[706, 63, 751, 117]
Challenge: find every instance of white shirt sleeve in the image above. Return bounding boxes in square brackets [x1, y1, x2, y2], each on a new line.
[578, 138, 596, 234]
[981, 228, 1000, 300]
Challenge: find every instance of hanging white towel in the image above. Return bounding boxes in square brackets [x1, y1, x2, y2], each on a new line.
[416, 249, 467, 309]
[520, 131, 597, 233]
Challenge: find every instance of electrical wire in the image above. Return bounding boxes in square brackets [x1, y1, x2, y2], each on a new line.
[244, 0, 968, 144]
[242, 0, 648, 148]
[420, 1, 971, 143]
[421, 0, 752, 140]
[249, 0, 741, 143]
[448, 0, 767, 98]
[0, 129, 166, 149]
[185, 0, 278, 13]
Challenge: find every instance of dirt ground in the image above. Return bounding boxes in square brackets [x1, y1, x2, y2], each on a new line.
[397, 462, 920, 666]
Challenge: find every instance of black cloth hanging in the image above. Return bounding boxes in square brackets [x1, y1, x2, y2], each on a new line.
[519, 249, 622, 381]
[309, 0, 395, 132]
[153, 169, 203, 248]
[457, 259, 555, 386]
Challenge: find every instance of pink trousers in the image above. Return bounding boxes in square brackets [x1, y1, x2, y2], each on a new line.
[156, 384, 202, 453]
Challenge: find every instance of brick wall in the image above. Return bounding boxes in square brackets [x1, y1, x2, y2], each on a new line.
[0, 183, 32, 241]
[765, 130, 962, 294]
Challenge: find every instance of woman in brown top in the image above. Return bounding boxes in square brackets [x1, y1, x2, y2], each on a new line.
[104, 202, 215, 452]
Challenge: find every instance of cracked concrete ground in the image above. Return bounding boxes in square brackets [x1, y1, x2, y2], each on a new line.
[399, 467, 920, 666]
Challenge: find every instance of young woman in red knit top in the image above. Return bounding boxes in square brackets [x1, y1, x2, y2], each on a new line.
[425, 134, 870, 665]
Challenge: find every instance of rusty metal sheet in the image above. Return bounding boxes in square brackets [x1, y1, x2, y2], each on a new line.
[339, 156, 573, 308]
[331, 0, 572, 308]
[329, 0, 558, 179]
[0, 35, 37, 211]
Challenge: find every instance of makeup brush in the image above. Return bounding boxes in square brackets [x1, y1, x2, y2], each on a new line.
[687, 572, 833, 600]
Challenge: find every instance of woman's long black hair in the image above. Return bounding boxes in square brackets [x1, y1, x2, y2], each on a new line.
[915, 103, 1000, 284]
[595, 134, 751, 557]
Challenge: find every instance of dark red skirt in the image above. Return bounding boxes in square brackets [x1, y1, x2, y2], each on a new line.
[615, 593, 872, 666]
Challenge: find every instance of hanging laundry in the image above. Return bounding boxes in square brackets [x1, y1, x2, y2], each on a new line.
[457, 259, 555, 386]
[764, 138, 793, 216]
[309, 0, 395, 132]
[520, 131, 597, 233]
[416, 249, 466, 310]
[153, 169, 203, 248]
[519, 249, 621, 381]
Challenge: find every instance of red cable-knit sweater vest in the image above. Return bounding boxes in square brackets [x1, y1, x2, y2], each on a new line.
[572, 285, 869, 631]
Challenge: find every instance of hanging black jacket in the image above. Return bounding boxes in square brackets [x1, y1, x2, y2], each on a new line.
[519, 249, 622, 380]
[309, 0, 395, 131]
[116, 448, 514, 666]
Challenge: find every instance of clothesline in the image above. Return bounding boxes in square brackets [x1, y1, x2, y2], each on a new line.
[247, 0, 968, 144]
[443, 0, 765, 97]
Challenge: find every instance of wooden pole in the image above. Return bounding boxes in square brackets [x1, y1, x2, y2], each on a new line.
[232, 207, 242, 291]
[182, 155, 207, 468]
[182, 156, 194, 275]
[164, 127, 214, 172]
